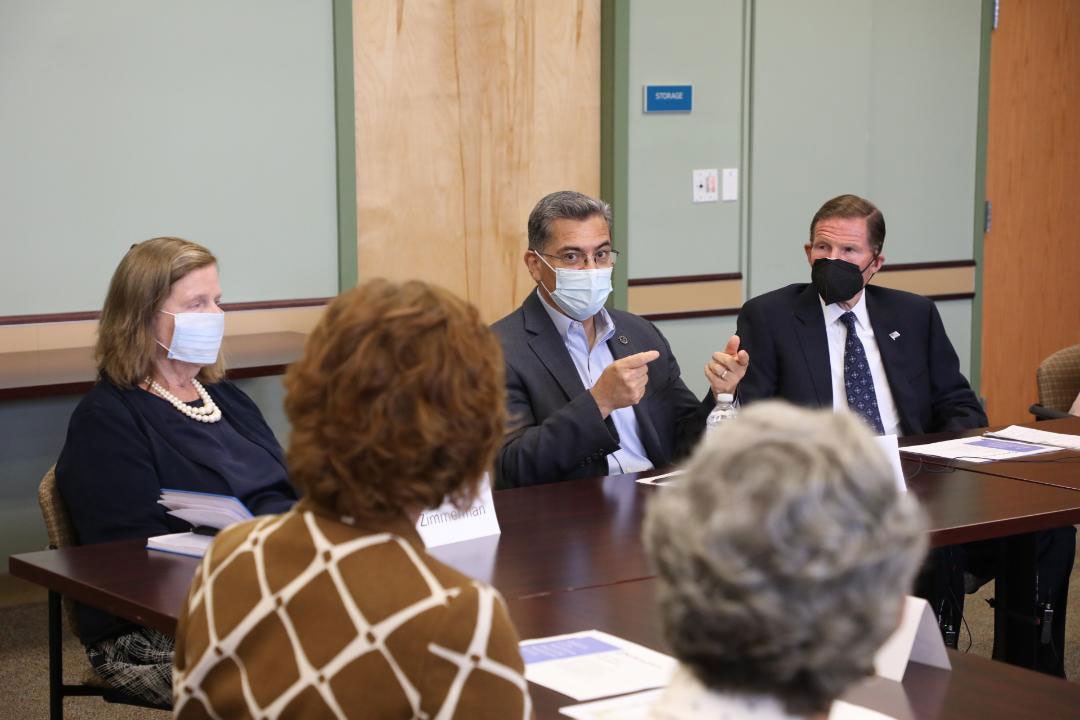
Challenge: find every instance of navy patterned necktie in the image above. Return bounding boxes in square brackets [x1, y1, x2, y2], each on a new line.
[840, 311, 885, 435]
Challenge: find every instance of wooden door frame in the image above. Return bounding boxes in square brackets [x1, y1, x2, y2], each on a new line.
[969, 0, 996, 396]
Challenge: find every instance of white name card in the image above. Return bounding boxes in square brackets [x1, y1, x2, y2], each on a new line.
[416, 473, 501, 548]
[874, 434, 907, 493]
[873, 596, 951, 682]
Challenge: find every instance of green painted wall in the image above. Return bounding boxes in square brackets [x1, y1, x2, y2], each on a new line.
[625, 0, 744, 279]
[0, 0, 340, 315]
[620, 0, 985, 382]
[750, 0, 983, 295]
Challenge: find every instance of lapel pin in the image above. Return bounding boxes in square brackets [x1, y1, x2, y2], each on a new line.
[889, 331, 900, 340]
[618, 335, 630, 345]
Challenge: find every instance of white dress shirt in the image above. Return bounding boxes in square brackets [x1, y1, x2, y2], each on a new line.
[649, 666, 804, 720]
[537, 290, 654, 475]
[820, 293, 901, 436]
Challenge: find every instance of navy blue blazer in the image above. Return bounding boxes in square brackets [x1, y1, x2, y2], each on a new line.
[735, 284, 986, 434]
[56, 377, 296, 644]
[491, 292, 713, 488]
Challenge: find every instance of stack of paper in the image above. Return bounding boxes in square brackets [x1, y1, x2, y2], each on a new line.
[146, 531, 214, 558]
[148, 489, 253, 558]
[985, 425, 1080, 451]
[158, 489, 253, 529]
[901, 436, 1060, 463]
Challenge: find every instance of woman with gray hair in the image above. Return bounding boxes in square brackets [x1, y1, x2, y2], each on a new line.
[644, 402, 928, 719]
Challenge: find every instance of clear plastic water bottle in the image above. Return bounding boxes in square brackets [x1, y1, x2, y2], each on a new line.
[706, 393, 737, 433]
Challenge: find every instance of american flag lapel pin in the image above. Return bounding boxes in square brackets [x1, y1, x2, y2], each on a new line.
[889, 331, 900, 340]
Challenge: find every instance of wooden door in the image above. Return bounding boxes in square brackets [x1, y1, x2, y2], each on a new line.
[353, 0, 601, 323]
[981, 0, 1080, 423]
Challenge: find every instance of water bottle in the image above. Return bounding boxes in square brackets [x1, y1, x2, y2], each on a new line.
[706, 393, 737, 433]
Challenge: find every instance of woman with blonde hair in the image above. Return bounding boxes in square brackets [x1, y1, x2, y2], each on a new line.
[174, 279, 531, 719]
[56, 237, 296, 706]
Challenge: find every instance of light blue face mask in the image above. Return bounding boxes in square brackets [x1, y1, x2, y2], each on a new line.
[534, 251, 613, 321]
[158, 310, 225, 365]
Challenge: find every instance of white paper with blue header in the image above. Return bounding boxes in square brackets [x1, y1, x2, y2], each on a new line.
[521, 630, 677, 701]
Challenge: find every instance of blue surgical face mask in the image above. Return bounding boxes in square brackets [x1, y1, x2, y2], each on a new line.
[534, 250, 613, 322]
[158, 310, 225, 365]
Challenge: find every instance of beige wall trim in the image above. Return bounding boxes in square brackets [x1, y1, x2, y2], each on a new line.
[0, 306, 325, 355]
[0, 297, 330, 326]
[872, 264, 976, 297]
[628, 277, 743, 317]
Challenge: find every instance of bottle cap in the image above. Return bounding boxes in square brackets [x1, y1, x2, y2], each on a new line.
[717, 393, 734, 403]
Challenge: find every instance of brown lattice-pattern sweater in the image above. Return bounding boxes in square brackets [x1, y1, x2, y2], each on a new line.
[173, 502, 532, 719]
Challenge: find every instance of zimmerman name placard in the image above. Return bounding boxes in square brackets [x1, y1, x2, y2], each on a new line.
[415, 473, 501, 548]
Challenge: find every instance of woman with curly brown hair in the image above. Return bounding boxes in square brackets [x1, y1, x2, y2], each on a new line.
[174, 279, 532, 720]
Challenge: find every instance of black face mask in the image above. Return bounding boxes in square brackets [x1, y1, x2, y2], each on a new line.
[811, 257, 876, 305]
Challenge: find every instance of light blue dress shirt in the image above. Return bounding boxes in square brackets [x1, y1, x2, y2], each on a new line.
[537, 290, 654, 475]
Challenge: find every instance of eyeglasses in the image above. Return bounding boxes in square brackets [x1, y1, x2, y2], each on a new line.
[537, 248, 620, 269]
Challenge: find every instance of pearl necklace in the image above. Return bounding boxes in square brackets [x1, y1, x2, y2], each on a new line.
[145, 377, 222, 423]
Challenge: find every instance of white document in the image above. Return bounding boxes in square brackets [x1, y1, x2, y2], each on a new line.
[416, 473, 501, 548]
[146, 531, 213, 558]
[874, 434, 907, 492]
[829, 701, 898, 720]
[559, 689, 662, 719]
[635, 469, 685, 486]
[521, 630, 677, 702]
[985, 425, 1080, 451]
[901, 436, 1060, 463]
[873, 596, 951, 682]
[158, 488, 252, 530]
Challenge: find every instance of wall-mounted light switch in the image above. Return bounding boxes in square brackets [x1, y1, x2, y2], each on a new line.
[692, 168, 719, 203]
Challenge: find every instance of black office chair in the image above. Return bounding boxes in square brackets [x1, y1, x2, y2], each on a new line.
[37, 466, 169, 719]
[1028, 344, 1080, 421]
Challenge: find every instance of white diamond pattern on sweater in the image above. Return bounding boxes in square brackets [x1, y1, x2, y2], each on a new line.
[173, 509, 532, 719]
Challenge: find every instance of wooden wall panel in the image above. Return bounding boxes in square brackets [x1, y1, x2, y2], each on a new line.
[981, 0, 1080, 423]
[353, 0, 601, 322]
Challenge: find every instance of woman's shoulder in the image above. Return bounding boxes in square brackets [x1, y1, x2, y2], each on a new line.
[67, 378, 140, 429]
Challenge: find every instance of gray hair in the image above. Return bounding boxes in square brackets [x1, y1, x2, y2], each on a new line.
[644, 402, 928, 715]
[527, 190, 613, 252]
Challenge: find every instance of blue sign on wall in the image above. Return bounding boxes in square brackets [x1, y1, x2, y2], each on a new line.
[643, 85, 693, 113]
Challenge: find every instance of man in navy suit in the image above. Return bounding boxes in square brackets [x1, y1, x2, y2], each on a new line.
[736, 194, 985, 432]
[736, 194, 1073, 675]
[492, 190, 749, 489]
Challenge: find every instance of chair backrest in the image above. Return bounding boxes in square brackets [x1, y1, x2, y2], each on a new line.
[1036, 344, 1080, 413]
[38, 464, 89, 638]
[38, 465, 79, 550]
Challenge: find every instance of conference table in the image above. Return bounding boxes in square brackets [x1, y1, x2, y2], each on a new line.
[11, 444, 1080, 719]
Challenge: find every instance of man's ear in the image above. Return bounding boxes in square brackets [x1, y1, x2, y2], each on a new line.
[871, 252, 885, 274]
[804, 243, 814, 266]
[524, 249, 543, 284]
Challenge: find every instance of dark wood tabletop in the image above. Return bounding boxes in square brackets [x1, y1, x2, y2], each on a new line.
[506, 578, 1080, 720]
[0, 331, 307, 400]
[13, 457, 1080, 638]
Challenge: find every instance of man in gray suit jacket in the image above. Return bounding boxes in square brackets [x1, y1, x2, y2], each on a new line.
[491, 191, 748, 488]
